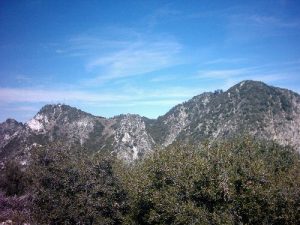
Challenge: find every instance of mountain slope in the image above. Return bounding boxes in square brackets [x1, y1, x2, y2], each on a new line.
[0, 80, 299, 163]
[160, 80, 300, 148]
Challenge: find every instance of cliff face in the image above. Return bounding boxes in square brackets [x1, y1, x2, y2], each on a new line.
[1, 80, 300, 163]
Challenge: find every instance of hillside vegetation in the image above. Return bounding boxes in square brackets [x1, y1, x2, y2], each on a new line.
[1, 137, 299, 224]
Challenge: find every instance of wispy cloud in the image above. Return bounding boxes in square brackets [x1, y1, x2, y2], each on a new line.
[227, 13, 300, 41]
[0, 85, 205, 121]
[0, 88, 130, 104]
[195, 65, 292, 91]
[150, 75, 179, 83]
[203, 58, 246, 65]
[246, 15, 300, 28]
[56, 36, 133, 57]
[0, 85, 202, 106]
[84, 38, 182, 84]
[54, 27, 184, 84]
[196, 68, 250, 79]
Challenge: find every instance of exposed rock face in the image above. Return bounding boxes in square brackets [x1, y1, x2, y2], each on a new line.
[0, 80, 300, 163]
[161, 104, 190, 146]
[25, 104, 101, 145]
[0, 119, 24, 150]
[113, 114, 155, 161]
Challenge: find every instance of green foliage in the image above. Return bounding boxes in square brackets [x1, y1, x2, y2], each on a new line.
[119, 138, 300, 225]
[0, 160, 28, 196]
[25, 138, 300, 224]
[28, 143, 129, 225]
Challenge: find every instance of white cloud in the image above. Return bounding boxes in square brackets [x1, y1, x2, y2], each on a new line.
[0, 88, 129, 103]
[150, 75, 178, 82]
[194, 64, 292, 91]
[203, 58, 246, 65]
[0, 85, 205, 121]
[247, 15, 300, 28]
[196, 68, 250, 79]
[54, 26, 184, 84]
[0, 85, 202, 106]
[85, 39, 182, 83]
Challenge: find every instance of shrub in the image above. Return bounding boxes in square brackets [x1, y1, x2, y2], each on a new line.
[24, 138, 300, 224]
[0, 160, 28, 196]
[119, 138, 300, 225]
[29, 143, 129, 225]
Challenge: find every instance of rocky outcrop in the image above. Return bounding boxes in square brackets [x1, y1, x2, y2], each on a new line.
[113, 114, 155, 161]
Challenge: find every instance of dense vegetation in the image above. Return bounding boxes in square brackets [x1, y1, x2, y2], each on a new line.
[0, 160, 31, 223]
[0, 137, 299, 224]
[122, 139, 300, 224]
[29, 143, 129, 225]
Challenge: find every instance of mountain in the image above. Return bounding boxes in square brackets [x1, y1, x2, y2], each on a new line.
[1, 80, 300, 163]
[153, 80, 300, 147]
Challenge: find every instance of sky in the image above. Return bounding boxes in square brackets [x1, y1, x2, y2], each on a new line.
[0, 0, 300, 122]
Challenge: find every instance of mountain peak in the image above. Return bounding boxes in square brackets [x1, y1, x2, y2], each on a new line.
[231, 80, 267, 90]
[39, 104, 95, 119]
[26, 104, 95, 132]
[4, 118, 21, 125]
[1, 118, 23, 130]
[1, 80, 300, 164]
[39, 104, 80, 114]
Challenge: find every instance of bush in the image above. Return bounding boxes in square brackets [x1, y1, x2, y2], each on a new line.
[119, 138, 300, 225]
[0, 160, 28, 196]
[29, 143, 129, 225]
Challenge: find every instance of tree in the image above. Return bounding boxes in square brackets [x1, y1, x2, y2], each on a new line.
[29, 143, 129, 225]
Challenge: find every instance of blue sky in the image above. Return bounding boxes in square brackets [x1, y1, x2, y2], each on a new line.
[0, 0, 300, 122]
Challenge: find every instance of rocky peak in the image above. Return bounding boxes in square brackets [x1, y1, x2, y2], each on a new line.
[1, 119, 23, 129]
[0, 119, 24, 150]
[39, 104, 93, 121]
[26, 104, 94, 133]
[0, 119, 24, 137]
[0, 118, 21, 132]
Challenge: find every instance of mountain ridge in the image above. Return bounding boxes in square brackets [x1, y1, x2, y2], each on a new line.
[1, 80, 300, 163]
